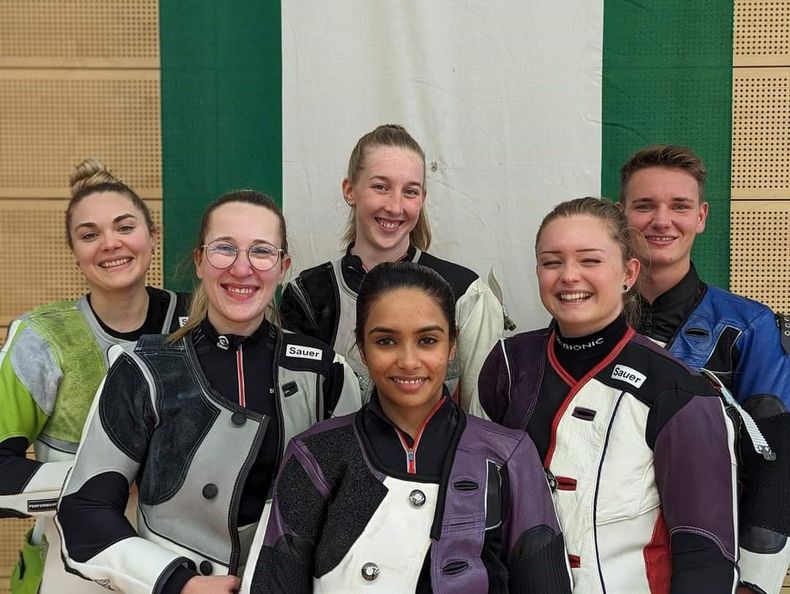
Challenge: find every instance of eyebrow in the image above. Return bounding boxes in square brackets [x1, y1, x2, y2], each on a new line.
[207, 236, 277, 245]
[369, 175, 423, 189]
[74, 213, 137, 230]
[368, 325, 445, 335]
[631, 196, 695, 203]
[538, 248, 605, 255]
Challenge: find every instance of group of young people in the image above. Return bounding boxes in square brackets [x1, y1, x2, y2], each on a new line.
[0, 125, 787, 594]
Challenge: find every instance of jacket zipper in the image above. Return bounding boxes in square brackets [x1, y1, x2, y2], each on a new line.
[394, 397, 446, 474]
[236, 344, 246, 407]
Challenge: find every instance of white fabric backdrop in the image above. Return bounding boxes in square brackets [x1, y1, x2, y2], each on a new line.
[282, 0, 603, 330]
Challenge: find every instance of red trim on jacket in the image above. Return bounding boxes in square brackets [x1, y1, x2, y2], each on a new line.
[644, 512, 671, 594]
[543, 327, 635, 467]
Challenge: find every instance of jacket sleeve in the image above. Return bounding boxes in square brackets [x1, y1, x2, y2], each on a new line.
[470, 339, 509, 422]
[248, 439, 329, 594]
[650, 390, 739, 593]
[324, 353, 365, 416]
[738, 394, 790, 594]
[732, 306, 790, 408]
[455, 278, 504, 414]
[56, 350, 196, 594]
[504, 434, 572, 593]
[0, 319, 71, 518]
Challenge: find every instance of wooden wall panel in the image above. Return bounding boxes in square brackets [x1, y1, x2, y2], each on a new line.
[730, 201, 790, 312]
[735, 0, 790, 66]
[732, 68, 790, 198]
[0, 0, 158, 68]
[0, 71, 162, 198]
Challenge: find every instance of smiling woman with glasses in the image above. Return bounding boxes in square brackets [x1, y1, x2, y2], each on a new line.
[57, 190, 363, 594]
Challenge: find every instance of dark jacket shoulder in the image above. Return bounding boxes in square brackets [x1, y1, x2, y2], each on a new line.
[417, 251, 480, 301]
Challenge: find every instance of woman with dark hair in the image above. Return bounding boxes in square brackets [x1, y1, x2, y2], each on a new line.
[247, 261, 571, 593]
[477, 197, 739, 592]
[0, 159, 189, 594]
[280, 124, 505, 412]
[57, 191, 362, 594]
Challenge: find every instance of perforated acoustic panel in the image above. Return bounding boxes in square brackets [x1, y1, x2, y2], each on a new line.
[0, 200, 164, 326]
[735, 0, 790, 66]
[730, 202, 790, 313]
[732, 68, 790, 198]
[0, 71, 161, 198]
[0, 0, 158, 68]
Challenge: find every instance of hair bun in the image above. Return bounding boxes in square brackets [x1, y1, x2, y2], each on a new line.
[69, 158, 122, 197]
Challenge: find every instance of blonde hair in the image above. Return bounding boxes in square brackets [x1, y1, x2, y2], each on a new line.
[168, 190, 287, 343]
[536, 197, 647, 326]
[66, 158, 155, 248]
[342, 124, 431, 251]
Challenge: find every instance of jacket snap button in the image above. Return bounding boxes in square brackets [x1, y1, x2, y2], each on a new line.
[202, 483, 218, 500]
[199, 560, 213, 575]
[409, 489, 426, 507]
[361, 562, 379, 581]
[231, 412, 246, 426]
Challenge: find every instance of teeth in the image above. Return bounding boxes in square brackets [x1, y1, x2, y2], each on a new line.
[393, 377, 425, 385]
[377, 218, 401, 230]
[226, 286, 256, 295]
[559, 292, 591, 301]
[646, 235, 676, 242]
[100, 258, 130, 268]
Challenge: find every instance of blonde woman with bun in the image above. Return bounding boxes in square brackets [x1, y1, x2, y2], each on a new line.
[0, 159, 189, 594]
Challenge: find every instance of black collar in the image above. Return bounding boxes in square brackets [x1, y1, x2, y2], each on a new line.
[637, 264, 706, 342]
[553, 315, 629, 380]
[341, 243, 417, 293]
[193, 317, 276, 351]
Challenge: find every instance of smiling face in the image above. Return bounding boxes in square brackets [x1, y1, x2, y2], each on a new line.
[360, 287, 455, 419]
[343, 145, 425, 262]
[536, 214, 639, 337]
[195, 202, 291, 336]
[622, 166, 708, 277]
[69, 191, 155, 296]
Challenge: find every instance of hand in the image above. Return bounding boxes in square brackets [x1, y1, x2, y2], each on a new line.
[736, 586, 758, 594]
[181, 575, 241, 593]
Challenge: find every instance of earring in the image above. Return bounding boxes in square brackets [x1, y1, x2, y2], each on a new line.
[622, 283, 630, 293]
[344, 196, 354, 207]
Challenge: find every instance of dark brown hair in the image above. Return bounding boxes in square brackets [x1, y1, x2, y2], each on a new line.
[355, 261, 458, 347]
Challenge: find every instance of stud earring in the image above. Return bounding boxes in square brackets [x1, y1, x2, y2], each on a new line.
[622, 283, 630, 293]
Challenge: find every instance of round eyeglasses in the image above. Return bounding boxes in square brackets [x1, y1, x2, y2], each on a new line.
[202, 241, 284, 271]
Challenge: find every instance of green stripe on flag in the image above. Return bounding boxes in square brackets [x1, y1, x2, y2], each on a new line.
[160, 2, 282, 290]
[601, 0, 733, 288]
